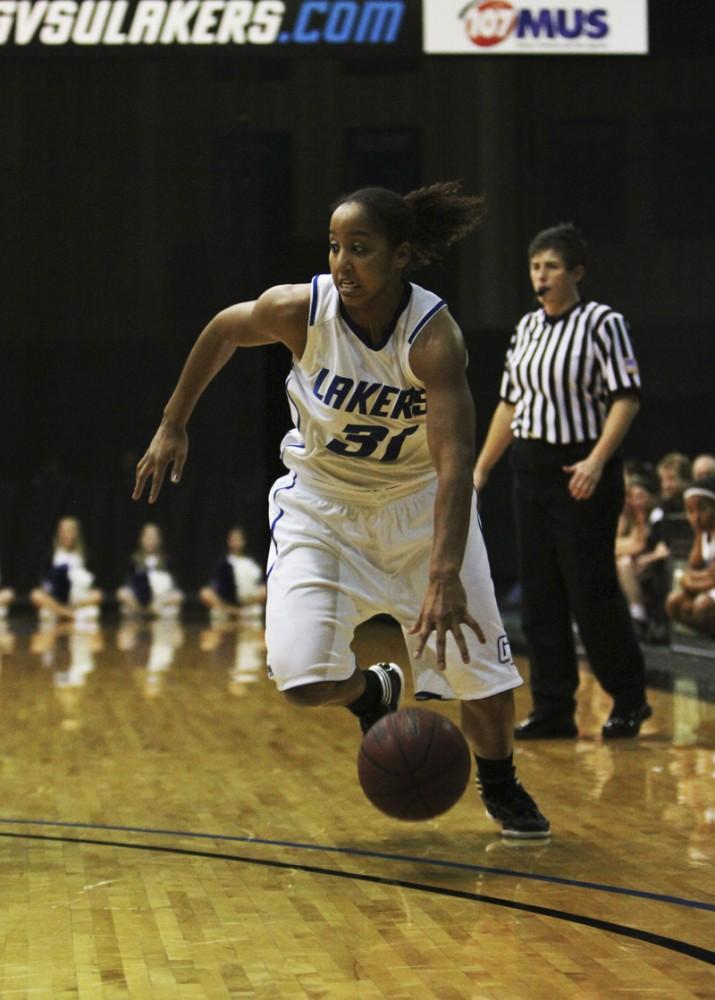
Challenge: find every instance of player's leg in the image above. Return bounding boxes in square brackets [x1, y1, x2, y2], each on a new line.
[265, 475, 403, 729]
[392, 486, 549, 838]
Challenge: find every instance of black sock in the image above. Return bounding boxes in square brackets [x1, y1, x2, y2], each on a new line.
[476, 753, 515, 791]
[347, 669, 382, 717]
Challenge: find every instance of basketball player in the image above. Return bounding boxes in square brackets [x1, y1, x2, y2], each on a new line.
[133, 183, 549, 838]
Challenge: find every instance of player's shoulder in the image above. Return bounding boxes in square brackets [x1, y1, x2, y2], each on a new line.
[253, 283, 311, 352]
[409, 293, 461, 344]
[407, 304, 466, 383]
[256, 283, 311, 321]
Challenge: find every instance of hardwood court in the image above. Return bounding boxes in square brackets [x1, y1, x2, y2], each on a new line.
[0, 616, 713, 999]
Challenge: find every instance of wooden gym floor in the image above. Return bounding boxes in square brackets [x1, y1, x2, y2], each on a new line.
[0, 615, 713, 999]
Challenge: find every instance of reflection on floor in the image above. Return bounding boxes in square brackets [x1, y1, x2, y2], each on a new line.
[0, 616, 712, 999]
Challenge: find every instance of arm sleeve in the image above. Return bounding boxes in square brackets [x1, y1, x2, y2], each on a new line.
[593, 311, 642, 399]
[498, 329, 520, 403]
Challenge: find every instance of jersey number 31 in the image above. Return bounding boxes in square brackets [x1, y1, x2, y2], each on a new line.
[326, 423, 418, 462]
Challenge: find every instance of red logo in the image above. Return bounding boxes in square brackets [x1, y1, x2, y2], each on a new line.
[461, 0, 517, 47]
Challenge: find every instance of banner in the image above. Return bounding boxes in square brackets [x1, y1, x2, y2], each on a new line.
[0, 0, 417, 51]
[423, 1, 649, 55]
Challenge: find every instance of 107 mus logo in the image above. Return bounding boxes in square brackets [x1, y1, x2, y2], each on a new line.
[459, 0, 609, 47]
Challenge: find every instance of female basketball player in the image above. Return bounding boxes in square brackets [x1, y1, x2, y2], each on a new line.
[133, 183, 549, 838]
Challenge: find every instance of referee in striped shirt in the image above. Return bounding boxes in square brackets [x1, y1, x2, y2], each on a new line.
[474, 224, 651, 740]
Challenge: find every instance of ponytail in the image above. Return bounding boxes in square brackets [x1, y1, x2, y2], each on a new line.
[331, 180, 485, 272]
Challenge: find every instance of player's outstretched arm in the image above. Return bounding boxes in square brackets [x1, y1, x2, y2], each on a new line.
[407, 311, 486, 670]
[133, 285, 310, 504]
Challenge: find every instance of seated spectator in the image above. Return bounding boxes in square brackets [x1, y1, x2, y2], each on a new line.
[31, 517, 103, 623]
[666, 477, 715, 639]
[200, 525, 266, 621]
[116, 523, 183, 618]
[0, 572, 14, 618]
[656, 452, 692, 514]
[616, 475, 669, 640]
[693, 453, 715, 481]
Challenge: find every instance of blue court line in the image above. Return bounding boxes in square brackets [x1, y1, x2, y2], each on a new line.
[0, 829, 713, 967]
[1, 816, 713, 914]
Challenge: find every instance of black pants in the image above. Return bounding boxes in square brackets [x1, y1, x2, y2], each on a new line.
[511, 440, 646, 719]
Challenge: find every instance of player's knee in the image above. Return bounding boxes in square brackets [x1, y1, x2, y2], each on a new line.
[283, 680, 335, 708]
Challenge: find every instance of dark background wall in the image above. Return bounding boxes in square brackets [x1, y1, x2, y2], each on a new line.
[1, 3, 713, 593]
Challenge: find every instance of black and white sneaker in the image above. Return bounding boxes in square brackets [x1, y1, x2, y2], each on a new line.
[359, 662, 404, 734]
[479, 778, 551, 839]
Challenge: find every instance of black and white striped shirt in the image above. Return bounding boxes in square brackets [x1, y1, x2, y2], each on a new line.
[499, 300, 642, 445]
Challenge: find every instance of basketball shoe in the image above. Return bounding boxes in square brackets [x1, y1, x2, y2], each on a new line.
[358, 662, 404, 735]
[478, 774, 551, 839]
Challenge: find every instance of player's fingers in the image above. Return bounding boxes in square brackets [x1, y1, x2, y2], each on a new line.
[464, 613, 486, 644]
[415, 625, 432, 659]
[408, 616, 428, 658]
[451, 623, 470, 664]
[171, 455, 185, 485]
[132, 457, 151, 500]
[435, 629, 446, 671]
[407, 616, 421, 636]
[148, 462, 169, 504]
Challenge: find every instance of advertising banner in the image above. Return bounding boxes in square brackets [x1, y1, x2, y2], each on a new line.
[423, 1, 649, 55]
[0, 0, 418, 52]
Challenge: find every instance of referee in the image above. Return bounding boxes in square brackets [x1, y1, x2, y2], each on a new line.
[474, 223, 651, 740]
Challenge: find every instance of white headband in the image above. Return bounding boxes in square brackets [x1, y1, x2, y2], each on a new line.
[684, 486, 715, 502]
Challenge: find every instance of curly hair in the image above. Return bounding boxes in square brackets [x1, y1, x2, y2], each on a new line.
[331, 181, 486, 272]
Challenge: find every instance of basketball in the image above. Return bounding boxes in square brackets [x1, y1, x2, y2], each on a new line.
[357, 708, 472, 821]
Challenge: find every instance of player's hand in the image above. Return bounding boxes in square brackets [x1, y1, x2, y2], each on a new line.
[132, 418, 188, 504]
[562, 455, 604, 501]
[408, 573, 486, 671]
[473, 464, 489, 493]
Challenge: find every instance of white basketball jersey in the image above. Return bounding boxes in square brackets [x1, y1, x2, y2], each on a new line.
[280, 274, 448, 503]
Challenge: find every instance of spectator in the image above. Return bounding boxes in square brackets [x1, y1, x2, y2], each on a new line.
[616, 475, 669, 642]
[116, 523, 183, 618]
[666, 477, 715, 639]
[30, 517, 102, 623]
[199, 525, 266, 621]
[656, 452, 691, 514]
[693, 454, 715, 481]
[0, 573, 14, 618]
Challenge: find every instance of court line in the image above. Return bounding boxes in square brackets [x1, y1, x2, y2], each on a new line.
[0, 815, 713, 914]
[0, 829, 713, 967]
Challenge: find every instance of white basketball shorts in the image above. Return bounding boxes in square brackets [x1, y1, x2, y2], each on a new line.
[265, 473, 523, 701]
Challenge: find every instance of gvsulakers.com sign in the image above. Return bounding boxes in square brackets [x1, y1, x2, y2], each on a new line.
[424, 0, 648, 54]
[0, 0, 412, 49]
